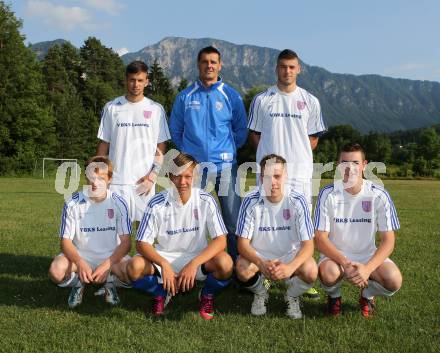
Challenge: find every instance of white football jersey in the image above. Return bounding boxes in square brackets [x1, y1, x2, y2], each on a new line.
[314, 180, 400, 259]
[236, 187, 314, 261]
[97, 96, 171, 185]
[59, 190, 132, 263]
[248, 85, 326, 179]
[136, 188, 227, 258]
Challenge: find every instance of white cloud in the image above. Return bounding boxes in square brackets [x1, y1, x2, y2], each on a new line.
[80, 0, 123, 15]
[116, 47, 129, 56]
[26, 1, 94, 31]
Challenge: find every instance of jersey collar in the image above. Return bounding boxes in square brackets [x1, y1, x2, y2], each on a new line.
[197, 76, 223, 91]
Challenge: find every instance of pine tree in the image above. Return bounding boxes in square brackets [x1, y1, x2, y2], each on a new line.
[42, 44, 91, 161]
[0, 1, 55, 174]
[145, 59, 175, 114]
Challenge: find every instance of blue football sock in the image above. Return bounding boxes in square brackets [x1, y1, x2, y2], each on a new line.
[131, 275, 166, 297]
[201, 273, 231, 296]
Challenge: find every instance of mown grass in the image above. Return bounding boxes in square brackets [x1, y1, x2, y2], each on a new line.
[0, 178, 439, 353]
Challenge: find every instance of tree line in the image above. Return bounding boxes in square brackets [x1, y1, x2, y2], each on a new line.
[1, 2, 439, 178]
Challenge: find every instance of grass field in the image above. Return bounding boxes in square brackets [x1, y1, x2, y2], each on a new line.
[0, 178, 439, 353]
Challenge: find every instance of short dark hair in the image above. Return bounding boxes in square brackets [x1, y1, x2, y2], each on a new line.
[339, 142, 366, 160]
[85, 156, 113, 178]
[197, 46, 221, 62]
[260, 154, 287, 174]
[125, 60, 148, 77]
[277, 49, 299, 63]
[169, 153, 198, 177]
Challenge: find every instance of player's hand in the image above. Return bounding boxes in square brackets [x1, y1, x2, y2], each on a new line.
[177, 262, 198, 293]
[76, 259, 93, 284]
[268, 259, 293, 280]
[342, 261, 356, 278]
[91, 259, 111, 284]
[257, 259, 274, 280]
[161, 262, 177, 296]
[135, 172, 157, 196]
[345, 262, 370, 288]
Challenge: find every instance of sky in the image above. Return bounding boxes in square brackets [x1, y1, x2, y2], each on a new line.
[9, 0, 440, 82]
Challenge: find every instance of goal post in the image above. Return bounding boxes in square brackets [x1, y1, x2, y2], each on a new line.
[42, 158, 79, 179]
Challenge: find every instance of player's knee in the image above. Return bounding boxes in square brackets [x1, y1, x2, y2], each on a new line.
[300, 259, 318, 283]
[319, 261, 341, 285]
[235, 258, 254, 281]
[212, 252, 233, 279]
[127, 257, 146, 281]
[48, 262, 66, 284]
[383, 269, 403, 292]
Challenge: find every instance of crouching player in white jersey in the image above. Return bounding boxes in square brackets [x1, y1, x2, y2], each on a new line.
[127, 153, 233, 320]
[48, 156, 132, 308]
[235, 154, 317, 318]
[314, 143, 402, 317]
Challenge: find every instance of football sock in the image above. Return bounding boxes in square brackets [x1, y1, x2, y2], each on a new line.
[242, 273, 267, 295]
[58, 272, 79, 288]
[131, 275, 166, 297]
[362, 280, 397, 299]
[320, 279, 342, 298]
[286, 276, 312, 297]
[201, 273, 231, 296]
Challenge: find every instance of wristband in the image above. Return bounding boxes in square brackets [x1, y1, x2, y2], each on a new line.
[151, 162, 162, 175]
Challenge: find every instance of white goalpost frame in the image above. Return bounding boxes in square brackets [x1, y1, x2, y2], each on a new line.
[42, 158, 78, 179]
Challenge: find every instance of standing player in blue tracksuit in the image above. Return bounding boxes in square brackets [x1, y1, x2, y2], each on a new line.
[169, 46, 248, 261]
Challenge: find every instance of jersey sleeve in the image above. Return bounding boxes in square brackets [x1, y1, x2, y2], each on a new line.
[290, 194, 314, 241]
[236, 196, 257, 239]
[97, 101, 112, 142]
[113, 194, 132, 236]
[247, 92, 264, 132]
[375, 190, 400, 232]
[169, 93, 185, 150]
[231, 92, 248, 149]
[206, 196, 228, 239]
[157, 105, 171, 144]
[136, 203, 159, 244]
[306, 95, 326, 136]
[314, 186, 333, 232]
[59, 202, 75, 239]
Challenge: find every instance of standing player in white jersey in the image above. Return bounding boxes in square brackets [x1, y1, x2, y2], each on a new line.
[314, 143, 402, 317]
[127, 153, 233, 320]
[248, 49, 326, 211]
[97, 61, 171, 222]
[248, 49, 326, 299]
[235, 154, 317, 318]
[48, 156, 132, 308]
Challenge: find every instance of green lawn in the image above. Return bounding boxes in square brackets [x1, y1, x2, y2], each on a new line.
[0, 178, 439, 353]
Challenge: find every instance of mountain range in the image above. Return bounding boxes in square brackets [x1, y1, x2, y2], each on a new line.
[31, 37, 440, 133]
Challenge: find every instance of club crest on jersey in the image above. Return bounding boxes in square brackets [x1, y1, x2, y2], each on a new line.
[283, 209, 291, 220]
[107, 209, 114, 219]
[193, 209, 199, 220]
[297, 101, 306, 110]
[143, 110, 152, 119]
[362, 201, 372, 212]
[215, 101, 223, 111]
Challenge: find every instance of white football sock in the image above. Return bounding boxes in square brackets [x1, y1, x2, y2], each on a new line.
[57, 272, 79, 288]
[320, 279, 342, 298]
[362, 280, 396, 299]
[286, 276, 313, 298]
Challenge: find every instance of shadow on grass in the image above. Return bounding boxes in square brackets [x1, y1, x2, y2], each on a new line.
[1, 253, 352, 320]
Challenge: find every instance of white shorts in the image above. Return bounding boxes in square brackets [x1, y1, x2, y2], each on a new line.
[135, 252, 207, 283]
[110, 184, 154, 222]
[255, 251, 297, 264]
[56, 253, 131, 271]
[288, 178, 312, 211]
[318, 254, 394, 267]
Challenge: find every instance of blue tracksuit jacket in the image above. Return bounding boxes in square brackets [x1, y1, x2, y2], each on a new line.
[169, 78, 248, 168]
